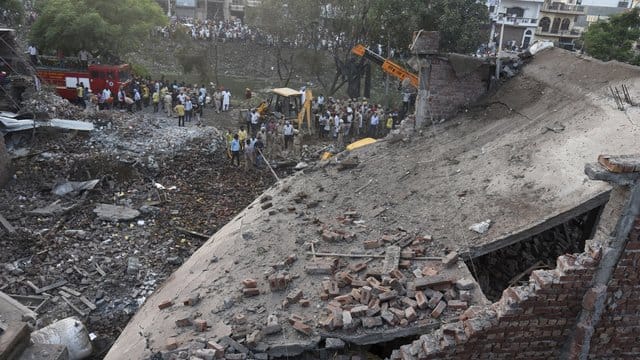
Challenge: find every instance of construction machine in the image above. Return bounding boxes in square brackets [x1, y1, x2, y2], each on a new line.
[351, 44, 419, 89]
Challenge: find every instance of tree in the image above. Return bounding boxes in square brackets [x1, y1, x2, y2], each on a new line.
[583, 8, 640, 64]
[369, 0, 489, 54]
[0, 0, 24, 26]
[247, 0, 325, 87]
[30, 0, 166, 60]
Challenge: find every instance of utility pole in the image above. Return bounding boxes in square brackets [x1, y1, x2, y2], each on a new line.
[495, 13, 509, 80]
[167, 0, 171, 17]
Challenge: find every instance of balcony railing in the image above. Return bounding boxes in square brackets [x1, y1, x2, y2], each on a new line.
[495, 16, 538, 26]
[542, 3, 585, 14]
[535, 28, 582, 37]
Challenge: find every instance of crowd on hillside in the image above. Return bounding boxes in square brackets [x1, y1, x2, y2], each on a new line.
[159, 17, 359, 53]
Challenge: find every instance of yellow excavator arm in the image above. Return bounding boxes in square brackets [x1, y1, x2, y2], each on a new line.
[351, 44, 419, 89]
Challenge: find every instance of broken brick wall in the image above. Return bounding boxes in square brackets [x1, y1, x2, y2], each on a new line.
[392, 252, 600, 359]
[0, 135, 11, 187]
[588, 216, 640, 358]
[416, 57, 488, 124]
[392, 185, 640, 360]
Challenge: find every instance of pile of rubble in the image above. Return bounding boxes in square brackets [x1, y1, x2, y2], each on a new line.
[0, 91, 277, 357]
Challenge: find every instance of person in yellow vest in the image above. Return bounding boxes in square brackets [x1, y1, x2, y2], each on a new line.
[152, 91, 160, 113]
[237, 126, 248, 151]
[225, 129, 234, 159]
[174, 102, 185, 127]
[142, 84, 150, 107]
[76, 82, 85, 108]
[386, 113, 394, 135]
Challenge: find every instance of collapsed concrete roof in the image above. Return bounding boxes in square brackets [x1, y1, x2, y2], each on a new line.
[105, 48, 640, 359]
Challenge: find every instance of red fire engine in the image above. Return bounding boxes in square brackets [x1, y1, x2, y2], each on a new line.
[37, 63, 131, 101]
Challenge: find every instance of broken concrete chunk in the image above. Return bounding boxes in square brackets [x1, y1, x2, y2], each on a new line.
[455, 278, 475, 290]
[469, 220, 492, 234]
[325, 338, 346, 350]
[94, 203, 140, 221]
[304, 261, 334, 275]
[183, 293, 201, 306]
[126, 257, 141, 275]
[442, 251, 459, 267]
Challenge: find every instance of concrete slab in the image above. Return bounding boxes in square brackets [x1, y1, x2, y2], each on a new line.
[105, 49, 640, 359]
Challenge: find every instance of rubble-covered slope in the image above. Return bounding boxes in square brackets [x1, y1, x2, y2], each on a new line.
[106, 48, 640, 359]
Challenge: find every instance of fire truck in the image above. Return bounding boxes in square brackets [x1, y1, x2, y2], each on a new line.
[37, 63, 131, 101]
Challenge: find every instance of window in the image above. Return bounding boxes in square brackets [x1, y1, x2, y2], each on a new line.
[506, 7, 525, 18]
[561, 18, 571, 31]
[551, 18, 561, 33]
[540, 17, 551, 32]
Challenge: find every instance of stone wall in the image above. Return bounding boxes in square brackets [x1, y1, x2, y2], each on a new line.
[0, 136, 11, 187]
[390, 163, 640, 360]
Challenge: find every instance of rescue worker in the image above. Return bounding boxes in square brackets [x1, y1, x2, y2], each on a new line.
[76, 82, 85, 108]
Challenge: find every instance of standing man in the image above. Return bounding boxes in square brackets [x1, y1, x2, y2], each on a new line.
[184, 97, 193, 122]
[28, 44, 38, 65]
[222, 89, 231, 112]
[213, 88, 222, 113]
[164, 92, 173, 117]
[370, 111, 380, 138]
[76, 82, 85, 108]
[78, 49, 90, 68]
[174, 101, 185, 126]
[230, 134, 241, 166]
[283, 120, 294, 150]
[152, 90, 160, 113]
[133, 88, 142, 111]
[250, 109, 260, 136]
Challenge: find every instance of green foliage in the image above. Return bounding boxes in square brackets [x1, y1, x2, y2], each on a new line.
[369, 0, 489, 53]
[583, 8, 640, 63]
[0, 0, 24, 25]
[30, 0, 167, 59]
[130, 63, 150, 78]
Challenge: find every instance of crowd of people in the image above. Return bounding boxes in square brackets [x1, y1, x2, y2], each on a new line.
[220, 91, 412, 170]
[160, 17, 359, 53]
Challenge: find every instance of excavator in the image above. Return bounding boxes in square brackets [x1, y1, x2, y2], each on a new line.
[351, 44, 419, 89]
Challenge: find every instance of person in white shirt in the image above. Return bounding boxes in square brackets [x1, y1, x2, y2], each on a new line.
[28, 45, 38, 65]
[283, 121, 294, 150]
[317, 94, 325, 112]
[370, 112, 380, 138]
[222, 89, 231, 111]
[250, 109, 260, 135]
[102, 88, 112, 110]
[333, 113, 340, 138]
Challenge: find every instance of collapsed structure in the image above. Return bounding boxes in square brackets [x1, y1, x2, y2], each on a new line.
[103, 48, 640, 360]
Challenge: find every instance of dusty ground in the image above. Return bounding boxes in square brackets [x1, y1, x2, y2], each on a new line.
[105, 48, 640, 359]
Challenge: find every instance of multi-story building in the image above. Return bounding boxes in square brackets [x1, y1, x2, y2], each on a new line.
[487, 0, 544, 49]
[158, 0, 262, 21]
[535, 0, 586, 50]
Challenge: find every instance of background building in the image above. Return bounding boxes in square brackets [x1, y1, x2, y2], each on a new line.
[536, 0, 586, 50]
[487, 0, 544, 49]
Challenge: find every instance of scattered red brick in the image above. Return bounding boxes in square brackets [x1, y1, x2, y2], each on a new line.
[158, 300, 174, 310]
